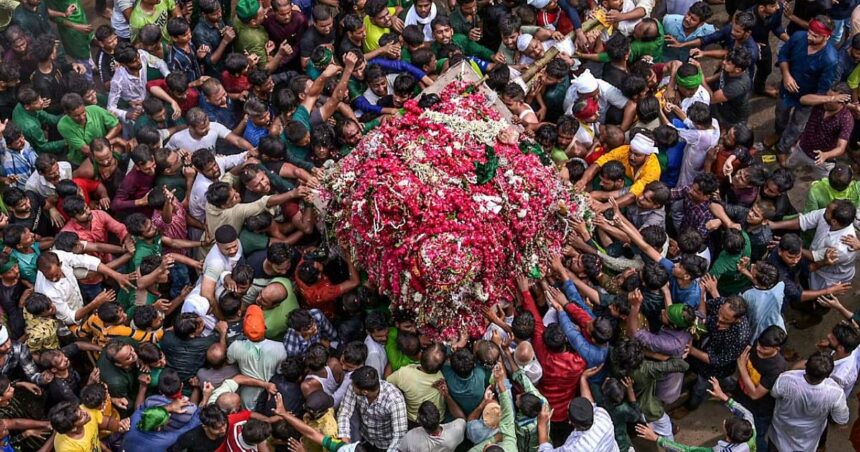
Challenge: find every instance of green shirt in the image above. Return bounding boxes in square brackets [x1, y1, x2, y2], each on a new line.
[709, 230, 752, 295]
[239, 230, 269, 256]
[11, 104, 65, 154]
[467, 385, 518, 452]
[624, 357, 689, 422]
[47, 0, 92, 59]
[431, 33, 495, 61]
[384, 328, 418, 372]
[449, 8, 476, 36]
[263, 277, 300, 340]
[129, 0, 176, 43]
[234, 18, 269, 65]
[154, 173, 188, 202]
[511, 369, 548, 452]
[57, 105, 120, 166]
[597, 21, 665, 63]
[804, 178, 860, 214]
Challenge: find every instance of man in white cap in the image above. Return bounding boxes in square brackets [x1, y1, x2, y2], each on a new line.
[575, 130, 662, 209]
[0, 325, 52, 386]
[563, 69, 629, 123]
[516, 32, 576, 66]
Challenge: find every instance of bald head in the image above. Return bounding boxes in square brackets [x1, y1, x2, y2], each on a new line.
[207, 343, 227, 366]
[514, 341, 535, 366]
[258, 282, 287, 309]
[216, 392, 242, 413]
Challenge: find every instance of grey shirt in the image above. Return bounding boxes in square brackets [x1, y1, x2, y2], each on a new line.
[398, 419, 466, 452]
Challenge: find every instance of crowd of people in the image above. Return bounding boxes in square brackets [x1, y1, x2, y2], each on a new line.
[0, 0, 858, 449]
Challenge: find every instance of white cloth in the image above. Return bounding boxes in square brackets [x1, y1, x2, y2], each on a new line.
[111, 0, 135, 39]
[166, 122, 232, 154]
[672, 118, 720, 188]
[679, 85, 711, 113]
[34, 250, 102, 325]
[564, 79, 628, 123]
[537, 404, 619, 451]
[364, 335, 388, 377]
[768, 370, 850, 452]
[108, 50, 170, 121]
[831, 348, 860, 398]
[404, 2, 437, 42]
[24, 161, 72, 198]
[799, 208, 857, 289]
[630, 133, 658, 155]
[517, 38, 574, 66]
[517, 34, 534, 52]
[649, 412, 674, 441]
[188, 152, 247, 222]
[181, 293, 218, 336]
[601, 0, 641, 39]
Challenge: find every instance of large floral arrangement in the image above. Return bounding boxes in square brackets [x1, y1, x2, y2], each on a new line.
[317, 81, 589, 340]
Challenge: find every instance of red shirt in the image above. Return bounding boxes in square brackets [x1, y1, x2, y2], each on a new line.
[146, 79, 200, 115]
[222, 72, 251, 94]
[521, 289, 586, 422]
[215, 410, 253, 452]
[294, 258, 342, 318]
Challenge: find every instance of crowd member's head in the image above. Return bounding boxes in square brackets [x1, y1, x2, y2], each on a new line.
[49, 401, 91, 434]
[755, 325, 787, 358]
[823, 82, 852, 113]
[628, 130, 658, 168]
[312, 4, 335, 36]
[722, 46, 753, 79]
[807, 15, 834, 46]
[104, 339, 139, 369]
[661, 303, 695, 331]
[636, 181, 670, 211]
[805, 351, 835, 384]
[199, 404, 228, 440]
[762, 167, 794, 198]
[818, 321, 860, 359]
[825, 199, 857, 230]
[750, 261, 779, 290]
[675, 63, 702, 98]
[684, 1, 713, 29]
[730, 10, 755, 42]
[236, 0, 266, 26]
[632, 18, 660, 41]
[716, 296, 747, 331]
[25, 292, 56, 319]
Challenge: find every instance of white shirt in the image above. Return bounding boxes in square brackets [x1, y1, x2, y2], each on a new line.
[563, 80, 628, 123]
[167, 122, 231, 154]
[673, 118, 720, 188]
[24, 161, 72, 198]
[34, 250, 102, 325]
[111, 0, 135, 39]
[537, 404, 619, 452]
[831, 348, 860, 398]
[108, 50, 170, 121]
[181, 293, 217, 337]
[197, 243, 243, 289]
[364, 335, 388, 377]
[188, 152, 247, 222]
[679, 85, 711, 113]
[799, 208, 857, 289]
[768, 370, 850, 452]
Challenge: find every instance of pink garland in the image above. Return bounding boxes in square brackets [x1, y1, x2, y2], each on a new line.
[320, 82, 576, 340]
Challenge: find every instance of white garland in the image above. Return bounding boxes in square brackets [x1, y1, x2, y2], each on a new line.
[420, 110, 509, 146]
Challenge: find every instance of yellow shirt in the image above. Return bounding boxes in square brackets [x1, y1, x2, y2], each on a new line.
[23, 311, 60, 353]
[363, 8, 396, 52]
[386, 364, 446, 422]
[594, 145, 661, 196]
[54, 406, 103, 452]
[302, 409, 338, 452]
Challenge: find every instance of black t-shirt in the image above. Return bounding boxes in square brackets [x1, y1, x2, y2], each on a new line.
[10, 191, 52, 237]
[733, 350, 787, 416]
[300, 28, 335, 58]
[45, 344, 84, 407]
[170, 425, 225, 452]
[713, 72, 752, 126]
[0, 281, 26, 339]
[602, 63, 627, 90]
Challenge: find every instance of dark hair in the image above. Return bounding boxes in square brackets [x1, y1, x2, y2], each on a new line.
[134, 305, 160, 330]
[225, 53, 250, 76]
[25, 292, 53, 315]
[767, 167, 794, 193]
[35, 153, 56, 175]
[158, 368, 183, 396]
[175, 313, 202, 339]
[125, 213, 151, 236]
[396, 331, 420, 357]
[199, 404, 227, 428]
[242, 419, 272, 445]
[231, 263, 254, 286]
[613, 339, 645, 375]
[342, 341, 369, 366]
[722, 229, 746, 255]
[687, 102, 712, 128]
[829, 199, 857, 228]
[726, 45, 753, 71]
[641, 263, 670, 289]
[753, 261, 779, 289]
[725, 416, 754, 443]
[778, 233, 802, 254]
[393, 73, 417, 97]
[677, 229, 704, 255]
[219, 292, 242, 318]
[636, 96, 660, 123]
[724, 295, 748, 319]
[546, 58, 569, 79]
[600, 161, 625, 182]
[641, 225, 667, 250]
[351, 366, 380, 391]
[694, 172, 719, 195]
[364, 311, 388, 333]
[605, 33, 630, 62]
[620, 76, 647, 99]
[511, 312, 535, 340]
[205, 182, 233, 208]
[601, 378, 626, 406]
[828, 163, 854, 192]
[543, 323, 567, 352]
[733, 10, 755, 31]
[288, 309, 314, 332]
[80, 383, 107, 408]
[689, 1, 713, 20]
[833, 322, 860, 354]
[679, 254, 708, 279]
[280, 355, 306, 382]
[49, 402, 82, 434]
[654, 124, 679, 149]
[137, 342, 163, 364]
[757, 325, 787, 347]
[166, 17, 190, 37]
[97, 302, 123, 324]
[591, 317, 614, 344]
[417, 401, 441, 432]
[805, 351, 834, 382]
[449, 348, 476, 378]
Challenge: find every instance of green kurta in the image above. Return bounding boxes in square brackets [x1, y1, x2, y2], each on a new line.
[709, 230, 752, 296]
[263, 277, 300, 340]
[46, 0, 92, 60]
[11, 104, 65, 155]
[56, 105, 120, 166]
[431, 33, 495, 61]
[234, 18, 270, 66]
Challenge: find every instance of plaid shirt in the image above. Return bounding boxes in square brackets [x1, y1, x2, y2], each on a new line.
[336, 380, 407, 451]
[0, 341, 45, 384]
[671, 184, 714, 239]
[282, 309, 338, 357]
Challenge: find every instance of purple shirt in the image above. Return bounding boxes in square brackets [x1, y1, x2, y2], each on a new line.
[111, 167, 155, 216]
[798, 106, 853, 158]
[262, 12, 307, 66]
[634, 328, 691, 405]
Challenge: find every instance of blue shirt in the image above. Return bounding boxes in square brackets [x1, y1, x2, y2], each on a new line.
[121, 408, 202, 452]
[662, 15, 716, 62]
[741, 282, 786, 344]
[701, 25, 760, 79]
[659, 257, 702, 309]
[199, 95, 237, 130]
[659, 138, 686, 188]
[837, 46, 859, 82]
[243, 121, 270, 147]
[777, 31, 839, 107]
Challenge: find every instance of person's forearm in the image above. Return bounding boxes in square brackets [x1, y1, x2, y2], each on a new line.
[165, 238, 203, 249]
[171, 254, 201, 269]
[779, 61, 791, 78]
[800, 93, 839, 106]
[225, 134, 253, 152]
[210, 40, 230, 65]
[232, 374, 270, 389]
[767, 217, 800, 230]
[445, 394, 466, 419]
[689, 347, 709, 364]
[106, 254, 131, 270]
[4, 419, 51, 430]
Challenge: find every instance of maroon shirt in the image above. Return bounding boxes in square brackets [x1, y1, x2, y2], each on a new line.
[798, 106, 853, 158]
[111, 167, 155, 216]
[263, 12, 308, 66]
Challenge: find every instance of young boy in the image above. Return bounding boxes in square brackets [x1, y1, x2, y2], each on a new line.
[500, 83, 538, 129]
[241, 97, 272, 147]
[49, 399, 128, 451]
[94, 26, 118, 90]
[660, 101, 720, 188]
[23, 292, 62, 353]
[5, 225, 42, 284]
[738, 261, 785, 343]
[222, 53, 252, 101]
[166, 17, 206, 83]
[378, 73, 417, 109]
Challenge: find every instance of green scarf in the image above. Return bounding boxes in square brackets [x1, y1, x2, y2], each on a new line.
[137, 407, 170, 432]
[675, 71, 703, 90]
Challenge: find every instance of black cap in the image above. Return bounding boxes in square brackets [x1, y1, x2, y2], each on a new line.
[568, 397, 594, 428]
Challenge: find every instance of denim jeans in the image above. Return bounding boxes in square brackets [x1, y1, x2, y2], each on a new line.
[774, 99, 813, 155]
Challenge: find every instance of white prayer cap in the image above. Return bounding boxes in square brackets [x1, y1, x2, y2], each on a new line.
[517, 34, 534, 52]
[0, 325, 8, 345]
[182, 294, 210, 316]
[527, 0, 551, 9]
[572, 69, 599, 94]
[630, 133, 658, 155]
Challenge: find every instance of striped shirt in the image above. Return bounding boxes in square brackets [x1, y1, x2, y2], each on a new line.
[537, 404, 619, 452]
[337, 380, 408, 451]
[0, 137, 37, 190]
